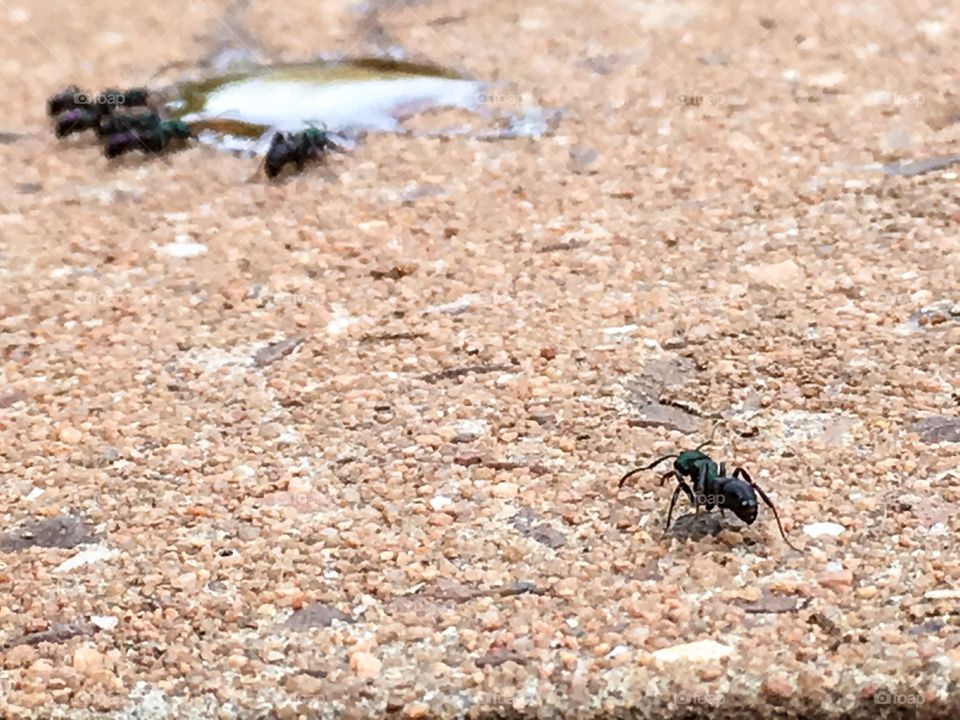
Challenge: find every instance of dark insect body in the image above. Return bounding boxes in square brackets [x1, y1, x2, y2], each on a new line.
[47, 86, 150, 117]
[619, 441, 800, 551]
[55, 108, 102, 138]
[97, 87, 150, 110]
[264, 127, 337, 178]
[96, 111, 163, 137]
[47, 85, 83, 116]
[103, 120, 192, 158]
[48, 86, 153, 140]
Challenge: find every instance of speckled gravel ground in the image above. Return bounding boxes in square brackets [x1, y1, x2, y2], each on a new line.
[1, 0, 960, 718]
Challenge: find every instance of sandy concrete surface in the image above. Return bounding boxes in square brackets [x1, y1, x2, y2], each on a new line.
[1, 0, 960, 717]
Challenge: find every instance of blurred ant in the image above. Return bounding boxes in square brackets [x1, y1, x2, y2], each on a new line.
[55, 108, 102, 138]
[95, 111, 163, 138]
[263, 126, 341, 178]
[103, 119, 193, 158]
[47, 85, 151, 138]
[47, 85, 84, 116]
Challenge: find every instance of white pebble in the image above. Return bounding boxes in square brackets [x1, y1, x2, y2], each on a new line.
[53, 545, 119, 574]
[602, 324, 638, 336]
[430, 496, 453, 511]
[451, 419, 488, 441]
[653, 639, 734, 664]
[157, 240, 207, 258]
[326, 304, 358, 335]
[90, 615, 119, 630]
[803, 522, 845, 538]
[425, 294, 481, 314]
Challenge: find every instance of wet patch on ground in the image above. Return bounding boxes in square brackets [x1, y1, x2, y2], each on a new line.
[161, 57, 557, 155]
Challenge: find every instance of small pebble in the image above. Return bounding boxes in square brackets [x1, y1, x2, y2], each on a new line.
[429, 495, 453, 511]
[762, 674, 794, 700]
[90, 615, 118, 630]
[493, 482, 519, 499]
[285, 673, 324, 695]
[58, 426, 83, 444]
[818, 570, 854, 590]
[803, 522, 845, 538]
[349, 651, 382, 678]
[745, 259, 805, 289]
[652, 640, 734, 664]
[72, 646, 104, 675]
[53, 546, 119, 574]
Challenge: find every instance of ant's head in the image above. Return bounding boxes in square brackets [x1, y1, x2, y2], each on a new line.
[165, 120, 193, 139]
[301, 126, 335, 152]
[721, 479, 758, 525]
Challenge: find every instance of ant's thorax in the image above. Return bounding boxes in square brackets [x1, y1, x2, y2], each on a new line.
[674, 450, 719, 488]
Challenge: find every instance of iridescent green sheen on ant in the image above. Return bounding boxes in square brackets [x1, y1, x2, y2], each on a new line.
[96, 111, 163, 137]
[103, 118, 193, 158]
[673, 449, 719, 485]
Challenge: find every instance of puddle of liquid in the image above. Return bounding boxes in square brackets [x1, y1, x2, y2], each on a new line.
[164, 58, 495, 152]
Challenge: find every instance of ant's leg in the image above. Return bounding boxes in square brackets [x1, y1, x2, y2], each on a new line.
[665, 485, 683, 530]
[715, 462, 726, 514]
[665, 475, 694, 530]
[694, 462, 712, 515]
[733, 468, 801, 552]
[717, 463, 727, 516]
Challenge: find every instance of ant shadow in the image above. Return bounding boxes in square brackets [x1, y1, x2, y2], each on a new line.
[667, 512, 748, 542]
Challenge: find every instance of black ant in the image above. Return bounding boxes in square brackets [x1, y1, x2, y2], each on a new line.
[98, 87, 150, 109]
[47, 86, 149, 117]
[55, 108, 102, 138]
[47, 85, 86, 116]
[103, 119, 193, 158]
[47, 86, 151, 138]
[263, 127, 339, 178]
[619, 437, 801, 551]
[95, 111, 163, 138]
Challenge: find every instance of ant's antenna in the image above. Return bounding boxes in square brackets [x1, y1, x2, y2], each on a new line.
[618, 453, 678, 487]
[618, 421, 724, 489]
[695, 420, 725, 451]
